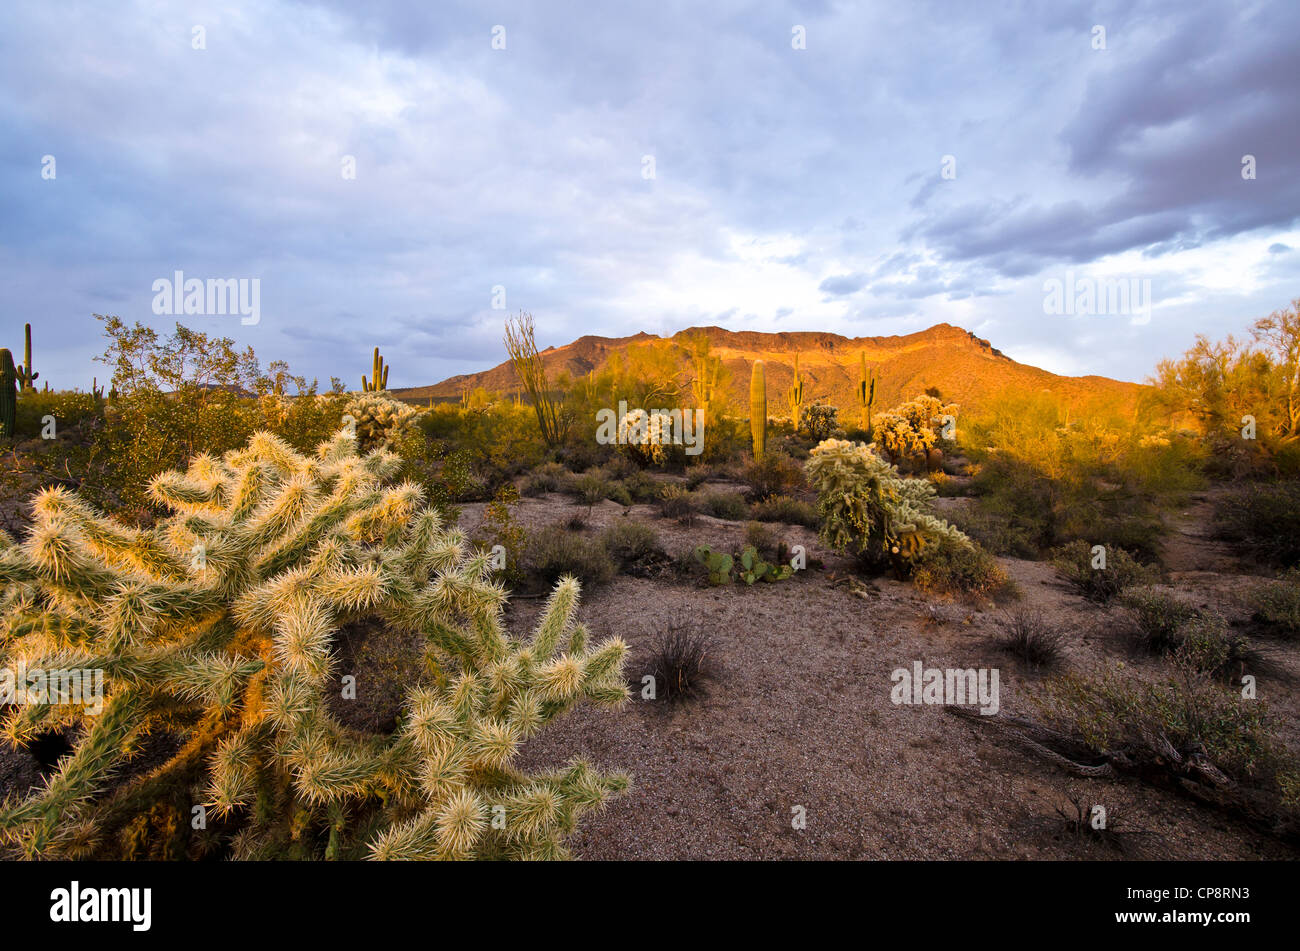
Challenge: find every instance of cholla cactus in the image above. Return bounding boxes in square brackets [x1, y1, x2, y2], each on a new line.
[344, 391, 419, 453]
[799, 402, 839, 440]
[0, 430, 629, 860]
[872, 395, 957, 463]
[617, 409, 674, 466]
[805, 438, 968, 568]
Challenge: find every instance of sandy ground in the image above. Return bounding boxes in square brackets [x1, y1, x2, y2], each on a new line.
[469, 490, 1300, 860]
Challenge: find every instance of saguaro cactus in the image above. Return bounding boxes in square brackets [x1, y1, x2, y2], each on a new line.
[750, 360, 767, 458]
[0, 349, 16, 437]
[787, 353, 804, 429]
[856, 352, 876, 442]
[361, 347, 390, 392]
[18, 324, 37, 392]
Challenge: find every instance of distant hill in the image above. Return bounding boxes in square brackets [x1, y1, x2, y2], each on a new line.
[396, 323, 1144, 416]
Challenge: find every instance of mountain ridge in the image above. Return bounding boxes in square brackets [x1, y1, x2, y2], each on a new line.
[396, 323, 1143, 416]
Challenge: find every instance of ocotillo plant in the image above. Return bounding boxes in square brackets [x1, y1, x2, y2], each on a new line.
[787, 353, 804, 429]
[0, 349, 16, 437]
[361, 347, 390, 392]
[750, 360, 767, 458]
[856, 352, 876, 441]
[0, 430, 630, 860]
[18, 323, 37, 392]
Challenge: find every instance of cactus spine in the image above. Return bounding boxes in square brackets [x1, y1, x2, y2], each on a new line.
[787, 353, 804, 429]
[0, 349, 16, 437]
[18, 323, 37, 392]
[857, 352, 876, 442]
[750, 360, 767, 458]
[361, 347, 390, 392]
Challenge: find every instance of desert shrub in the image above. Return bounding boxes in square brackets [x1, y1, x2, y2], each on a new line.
[744, 520, 778, 557]
[1119, 587, 1250, 674]
[477, 483, 527, 589]
[694, 489, 749, 521]
[657, 485, 696, 524]
[525, 524, 617, 588]
[1035, 670, 1300, 815]
[1249, 570, 1300, 639]
[640, 626, 712, 702]
[911, 536, 1012, 600]
[742, 451, 804, 500]
[14, 389, 103, 438]
[684, 469, 709, 490]
[520, 461, 570, 497]
[600, 521, 664, 568]
[1052, 540, 1157, 603]
[1120, 587, 1200, 654]
[621, 469, 661, 503]
[805, 438, 969, 571]
[999, 609, 1065, 668]
[605, 481, 634, 507]
[1212, 482, 1300, 568]
[0, 430, 629, 860]
[572, 472, 614, 507]
[748, 494, 819, 528]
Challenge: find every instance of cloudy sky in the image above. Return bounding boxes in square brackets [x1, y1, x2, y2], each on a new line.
[1, 0, 1297, 388]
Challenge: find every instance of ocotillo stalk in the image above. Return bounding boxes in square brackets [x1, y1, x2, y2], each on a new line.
[19, 323, 37, 392]
[787, 353, 804, 430]
[750, 360, 767, 458]
[0, 349, 18, 437]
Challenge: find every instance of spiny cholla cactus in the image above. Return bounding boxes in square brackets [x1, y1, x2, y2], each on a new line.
[0, 430, 629, 860]
[343, 391, 419, 452]
[617, 409, 673, 466]
[872, 395, 957, 463]
[805, 438, 968, 567]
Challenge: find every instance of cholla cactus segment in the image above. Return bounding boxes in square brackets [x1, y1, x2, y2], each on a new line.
[0, 430, 628, 860]
[617, 409, 674, 466]
[805, 438, 968, 566]
[872, 395, 957, 462]
[343, 391, 419, 452]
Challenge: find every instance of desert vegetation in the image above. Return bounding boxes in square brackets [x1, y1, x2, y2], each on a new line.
[3, 300, 1300, 860]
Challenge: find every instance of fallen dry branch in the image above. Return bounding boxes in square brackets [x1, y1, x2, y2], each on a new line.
[944, 705, 1300, 845]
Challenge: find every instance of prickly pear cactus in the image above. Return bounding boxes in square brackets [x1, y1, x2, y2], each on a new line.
[0, 430, 629, 860]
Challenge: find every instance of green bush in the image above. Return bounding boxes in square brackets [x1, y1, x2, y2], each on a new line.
[658, 485, 696, 523]
[525, 524, 617, 588]
[911, 536, 1013, 600]
[742, 452, 804, 499]
[1052, 540, 1157, 603]
[1249, 570, 1300, 639]
[749, 493, 819, 528]
[599, 521, 664, 568]
[1120, 587, 1200, 654]
[694, 489, 749, 521]
[520, 461, 570, 496]
[1212, 482, 1300, 568]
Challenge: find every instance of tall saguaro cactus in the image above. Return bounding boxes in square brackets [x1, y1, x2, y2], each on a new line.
[787, 353, 804, 429]
[750, 360, 767, 458]
[857, 351, 876, 442]
[0, 349, 17, 437]
[362, 347, 390, 392]
[18, 324, 37, 392]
